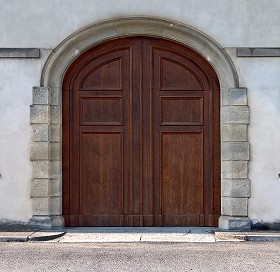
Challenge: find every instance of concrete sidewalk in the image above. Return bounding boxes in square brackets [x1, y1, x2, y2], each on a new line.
[1, 227, 280, 243]
[0, 231, 65, 242]
[56, 227, 216, 243]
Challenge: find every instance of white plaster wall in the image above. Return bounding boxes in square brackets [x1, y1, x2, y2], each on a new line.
[243, 60, 280, 224]
[0, 0, 280, 48]
[0, 1, 279, 224]
[0, 59, 41, 221]
[227, 49, 280, 224]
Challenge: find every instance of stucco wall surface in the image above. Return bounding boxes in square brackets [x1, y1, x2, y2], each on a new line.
[230, 54, 280, 224]
[0, 59, 39, 221]
[0, 1, 279, 225]
[225, 48, 280, 224]
[0, 44, 52, 222]
[0, 0, 280, 48]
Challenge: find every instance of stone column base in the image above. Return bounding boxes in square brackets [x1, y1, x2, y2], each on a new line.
[29, 215, 64, 230]
[219, 216, 252, 230]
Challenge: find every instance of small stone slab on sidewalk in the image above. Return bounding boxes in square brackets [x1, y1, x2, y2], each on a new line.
[215, 231, 280, 242]
[0, 232, 34, 242]
[0, 231, 65, 242]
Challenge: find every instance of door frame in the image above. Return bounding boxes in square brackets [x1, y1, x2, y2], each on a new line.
[30, 17, 251, 230]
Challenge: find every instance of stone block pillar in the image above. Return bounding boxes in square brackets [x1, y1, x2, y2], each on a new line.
[29, 87, 63, 229]
[219, 88, 251, 230]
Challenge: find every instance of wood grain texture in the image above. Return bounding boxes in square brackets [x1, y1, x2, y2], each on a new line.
[62, 37, 220, 227]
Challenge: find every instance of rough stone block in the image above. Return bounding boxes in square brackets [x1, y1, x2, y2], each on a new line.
[221, 106, 250, 124]
[50, 197, 62, 215]
[221, 124, 247, 141]
[221, 89, 229, 106]
[222, 161, 248, 179]
[32, 124, 49, 142]
[50, 88, 60, 105]
[221, 142, 249, 161]
[32, 198, 50, 215]
[32, 161, 49, 179]
[51, 179, 62, 197]
[228, 88, 247, 105]
[50, 215, 64, 229]
[30, 105, 49, 124]
[30, 179, 50, 197]
[222, 179, 250, 197]
[32, 87, 50, 105]
[219, 216, 251, 230]
[50, 161, 62, 179]
[49, 124, 61, 142]
[49, 143, 61, 160]
[222, 197, 248, 216]
[31, 142, 49, 160]
[29, 215, 64, 230]
[29, 216, 52, 230]
[50, 106, 61, 124]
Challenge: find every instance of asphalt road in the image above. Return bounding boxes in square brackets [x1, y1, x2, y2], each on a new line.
[0, 242, 280, 272]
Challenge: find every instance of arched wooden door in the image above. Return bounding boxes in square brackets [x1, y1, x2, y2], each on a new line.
[62, 37, 220, 227]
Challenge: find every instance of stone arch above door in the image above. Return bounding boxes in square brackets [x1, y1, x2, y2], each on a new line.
[30, 17, 251, 230]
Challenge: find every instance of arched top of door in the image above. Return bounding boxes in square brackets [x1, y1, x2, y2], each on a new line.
[41, 17, 239, 90]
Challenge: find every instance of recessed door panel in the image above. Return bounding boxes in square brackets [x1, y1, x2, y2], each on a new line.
[81, 132, 123, 215]
[80, 97, 123, 125]
[161, 132, 203, 214]
[160, 58, 203, 90]
[81, 58, 122, 90]
[161, 97, 203, 125]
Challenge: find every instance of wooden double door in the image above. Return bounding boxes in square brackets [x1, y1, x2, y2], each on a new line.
[63, 37, 220, 227]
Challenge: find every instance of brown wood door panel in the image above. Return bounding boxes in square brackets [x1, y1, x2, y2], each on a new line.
[80, 132, 123, 215]
[81, 58, 123, 90]
[163, 215, 202, 226]
[80, 97, 123, 125]
[160, 58, 203, 90]
[160, 96, 204, 125]
[63, 37, 220, 227]
[161, 132, 203, 215]
[63, 39, 134, 226]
